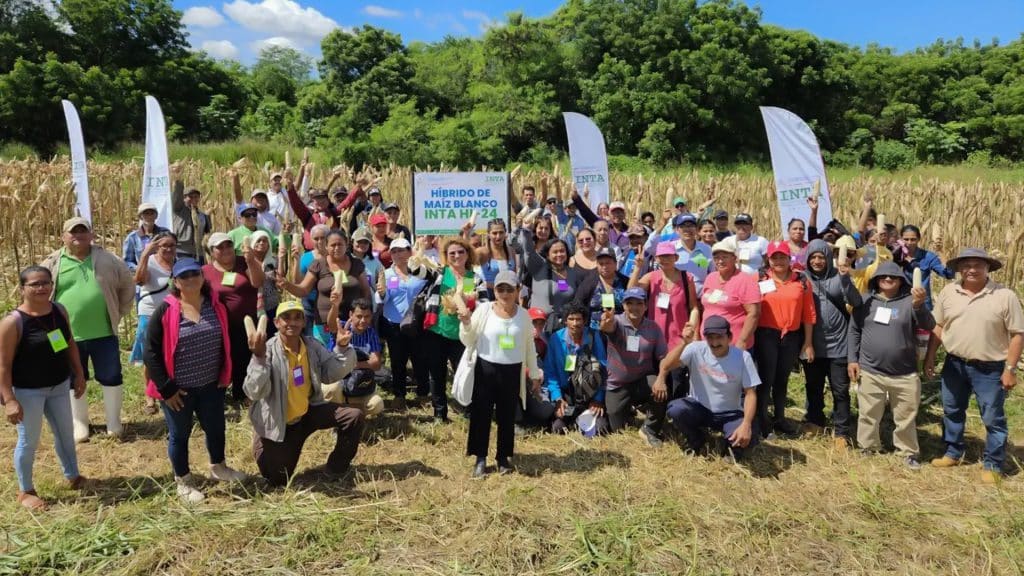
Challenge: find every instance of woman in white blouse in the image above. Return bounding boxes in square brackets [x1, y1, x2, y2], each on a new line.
[459, 270, 543, 478]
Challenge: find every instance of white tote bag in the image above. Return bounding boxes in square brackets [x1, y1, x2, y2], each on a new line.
[451, 304, 491, 407]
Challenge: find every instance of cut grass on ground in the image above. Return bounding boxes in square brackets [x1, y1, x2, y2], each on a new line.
[1, 357, 1023, 575]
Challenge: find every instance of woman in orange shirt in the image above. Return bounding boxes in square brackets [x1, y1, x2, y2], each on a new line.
[754, 241, 816, 438]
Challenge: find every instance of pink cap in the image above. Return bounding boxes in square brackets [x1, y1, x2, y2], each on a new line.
[766, 240, 791, 257]
[368, 213, 388, 227]
[528, 307, 547, 321]
[609, 201, 626, 212]
[656, 241, 677, 257]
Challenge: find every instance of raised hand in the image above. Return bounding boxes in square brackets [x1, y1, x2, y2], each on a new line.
[335, 320, 352, 347]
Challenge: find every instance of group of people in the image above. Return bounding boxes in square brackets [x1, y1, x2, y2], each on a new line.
[1, 164, 1022, 509]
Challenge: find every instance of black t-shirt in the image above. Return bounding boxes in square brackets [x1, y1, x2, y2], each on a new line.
[12, 308, 72, 388]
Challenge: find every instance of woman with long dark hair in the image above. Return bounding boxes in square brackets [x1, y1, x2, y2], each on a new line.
[133, 230, 177, 414]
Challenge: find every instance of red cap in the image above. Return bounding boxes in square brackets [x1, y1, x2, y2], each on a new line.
[766, 240, 791, 258]
[528, 307, 547, 321]
[368, 213, 388, 227]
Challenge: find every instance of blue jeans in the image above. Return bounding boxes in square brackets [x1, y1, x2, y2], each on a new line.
[76, 335, 123, 386]
[667, 397, 759, 459]
[129, 315, 150, 365]
[161, 384, 227, 477]
[941, 355, 1008, 471]
[13, 381, 79, 492]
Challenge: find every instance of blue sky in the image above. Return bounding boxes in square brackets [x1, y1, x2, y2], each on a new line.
[174, 0, 1024, 64]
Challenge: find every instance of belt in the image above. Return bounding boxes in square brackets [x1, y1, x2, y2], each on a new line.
[947, 354, 1003, 368]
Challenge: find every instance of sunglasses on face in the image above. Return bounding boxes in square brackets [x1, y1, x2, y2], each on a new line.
[242, 212, 257, 218]
[495, 286, 516, 294]
[176, 270, 202, 280]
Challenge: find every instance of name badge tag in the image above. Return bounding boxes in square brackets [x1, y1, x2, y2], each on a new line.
[656, 292, 671, 309]
[564, 354, 577, 372]
[387, 275, 400, 289]
[706, 289, 724, 304]
[693, 254, 709, 268]
[873, 307, 892, 325]
[47, 329, 68, 353]
[758, 279, 777, 295]
[626, 335, 641, 352]
[601, 293, 615, 309]
[739, 249, 751, 262]
[498, 334, 515, 350]
[678, 252, 690, 265]
[340, 271, 349, 284]
[557, 279, 569, 292]
[292, 366, 305, 386]
[221, 271, 237, 286]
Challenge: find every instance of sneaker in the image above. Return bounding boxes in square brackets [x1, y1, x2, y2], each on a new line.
[981, 470, 1002, 485]
[638, 426, 664, 448]
[471, 459, 487, 479]
[209, 463, 248, 483]
[930, 455, 964, 468]
[497, 458, 513, 475]
[904, 456, 922, 470]
[175, 475, 205, 504]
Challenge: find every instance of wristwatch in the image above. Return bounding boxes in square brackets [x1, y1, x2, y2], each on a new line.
[1007, 364, 1018, 375]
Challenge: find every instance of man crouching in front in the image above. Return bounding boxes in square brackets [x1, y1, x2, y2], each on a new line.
[244, 300, 365, 486]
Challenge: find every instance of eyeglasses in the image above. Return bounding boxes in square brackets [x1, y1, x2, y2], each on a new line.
[24, 281, 53, 288]
[242, 212, 257, 218]
[495, 286, 516, 294]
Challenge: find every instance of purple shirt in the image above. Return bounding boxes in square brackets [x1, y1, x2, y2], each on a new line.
[604, 314, 666, 390]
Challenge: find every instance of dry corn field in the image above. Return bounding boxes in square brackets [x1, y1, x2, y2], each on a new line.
[2, 158, 1024, 574]
[1, 158, 1023, 296]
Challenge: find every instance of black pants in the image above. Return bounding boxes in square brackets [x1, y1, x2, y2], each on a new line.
[466, 358, 520, 461]
[426, 330, 464, 420]
[802, 357, 852, 438]
[669, 366, 691, 400]
[605, 378, 666, 434]
[752, 327, 802, 435]
[381, 319, 429, 399]
[252, 403, 365, 486]
[517, 391, 556, 427]
[228, 321, 253, 403]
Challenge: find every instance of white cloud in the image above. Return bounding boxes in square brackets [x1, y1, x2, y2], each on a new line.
[250, 36, 300, 53]
[461, 9, 498, 32]
[363, 5, 403, 18]
[223, 0, 339, 45]
[183, 6, 226, 28]
[200, 39, 239, 60]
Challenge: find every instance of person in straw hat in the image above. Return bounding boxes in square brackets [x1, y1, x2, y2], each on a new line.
[924, 248, 1024, 484]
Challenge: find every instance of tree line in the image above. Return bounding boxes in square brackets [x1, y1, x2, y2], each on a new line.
[2, 0, 1023, 169]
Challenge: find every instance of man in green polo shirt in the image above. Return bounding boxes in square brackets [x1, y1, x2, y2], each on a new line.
[42, 217, 135, 442]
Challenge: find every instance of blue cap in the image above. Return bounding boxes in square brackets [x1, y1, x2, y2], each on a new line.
[171, 258, 202, 278]
[236, 203, 257, 216]
[622, 287, 647, 302]
[672, 213, 698, 227]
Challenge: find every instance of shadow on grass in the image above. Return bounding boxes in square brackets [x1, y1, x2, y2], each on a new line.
[511, 448, 631, 478]
[742, 443, 808, 479]
[79, 473, 174, 505]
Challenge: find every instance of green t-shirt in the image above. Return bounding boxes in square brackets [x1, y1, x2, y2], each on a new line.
[228, 225, 278, 255]
[430, 267, 474, 341]
[56, 252, 113, 341]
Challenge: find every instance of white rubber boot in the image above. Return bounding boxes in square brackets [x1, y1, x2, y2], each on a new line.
[102, 385, 124, 438]
[70, 390, 91, 443]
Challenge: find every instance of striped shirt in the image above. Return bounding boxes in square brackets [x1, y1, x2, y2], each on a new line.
[604, 314, 666, 390]
[173, 301, 224, 389]
[348, 325, 382, 356]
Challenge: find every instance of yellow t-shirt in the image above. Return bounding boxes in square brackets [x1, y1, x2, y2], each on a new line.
[851, 245, 893, 295]
[283, 340, 311, 424]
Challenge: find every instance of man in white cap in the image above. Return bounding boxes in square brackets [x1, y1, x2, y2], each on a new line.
[122, 202, 169, 272]
[41, 217, 135, 441]
[232, 171, 281, 235]
[170, 164, 211, 262]
[265, 171, 294, 223]
[925, 248, 1024, 484]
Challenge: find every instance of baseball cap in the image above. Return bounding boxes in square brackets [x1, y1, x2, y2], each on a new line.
[627, 224, 647, 237]
[62, 217, 92, 233]
[276, 299, 305, 318]
[332, 186, 348, 198]
[171, 258, 202, 278]
[734, 213, 753, 225]
[595, 247, 617, 260]
[494, 270, 519, 288]
[367, 187, 382, 196]
[389, 237, 411, 251]
[672, 213, 697, 227]
[137, 202, 158, 215]
[766, 240, 791, 258]
[656, 241, 678, 257]
[623, 287, 647, 302]
[236, 203, 257, 217]
[368, 213, 388, 227]
[713, 210, 729, 220]
[207, 232, 232, 249]
[609, 201, 626, 212]
[249, 189, 268, 200]
[528, 307, 547, 321]
[351, 228, 371, 244]
[270, 172, 282, 180]
[545, 196, 558, 204]
[711, 238, 737, 255]
[672, 196, 687, 207]
[309, 188, 328, 199]
[382, 202, 399, 212]
[702, 315, 731, 336]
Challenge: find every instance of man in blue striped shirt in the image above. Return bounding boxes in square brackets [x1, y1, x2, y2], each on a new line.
[325, 298, 384, 417]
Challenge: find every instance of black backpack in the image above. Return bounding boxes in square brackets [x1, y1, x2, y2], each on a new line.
[568, 332, 604, 406]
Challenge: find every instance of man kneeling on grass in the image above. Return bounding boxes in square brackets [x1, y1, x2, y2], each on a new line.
[244, 300, 365, 486]
[658, 315, 761, 463]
